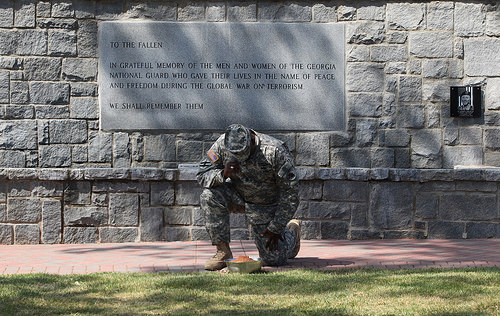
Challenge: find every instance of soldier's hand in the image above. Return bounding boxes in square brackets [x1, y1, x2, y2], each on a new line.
[223, 161, 241, 178]
[261, 229, 284, 252]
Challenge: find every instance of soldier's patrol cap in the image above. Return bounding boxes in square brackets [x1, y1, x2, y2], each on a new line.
[224, 124, 251, 161]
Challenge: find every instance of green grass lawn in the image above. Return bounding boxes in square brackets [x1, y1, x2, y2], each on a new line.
[0, 268, 499, 315]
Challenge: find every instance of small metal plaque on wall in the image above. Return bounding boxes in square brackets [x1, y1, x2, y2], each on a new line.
[450, 86, 481, 118]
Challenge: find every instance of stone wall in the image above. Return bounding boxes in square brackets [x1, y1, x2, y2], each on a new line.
[1, 166, 499, 245]
[0, 1, 499, 244]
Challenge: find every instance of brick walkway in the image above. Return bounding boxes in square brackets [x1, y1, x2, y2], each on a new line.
[1, 239, 499, 275]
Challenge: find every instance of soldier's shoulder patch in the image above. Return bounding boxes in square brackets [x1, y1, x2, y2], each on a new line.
[208, 150, 219, 162]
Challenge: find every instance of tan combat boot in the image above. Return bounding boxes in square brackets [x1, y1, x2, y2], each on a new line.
[287, 219, 301, 259]
[204, 242, 233, 271]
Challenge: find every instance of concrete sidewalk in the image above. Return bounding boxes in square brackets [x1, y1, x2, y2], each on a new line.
[1, 239, 500, 275]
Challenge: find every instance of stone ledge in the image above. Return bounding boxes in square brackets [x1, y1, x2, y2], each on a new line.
[0, 167, 499, 182]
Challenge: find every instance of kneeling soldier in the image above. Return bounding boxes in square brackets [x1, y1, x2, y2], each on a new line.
[197, 124, 301, 270]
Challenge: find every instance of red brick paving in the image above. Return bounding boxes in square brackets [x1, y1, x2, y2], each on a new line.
[1, 239, 499, 275]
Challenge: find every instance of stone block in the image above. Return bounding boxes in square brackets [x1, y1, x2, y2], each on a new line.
[331, 148, 370, 168]
[371, 46, 408, 62]
[456, 182, 497, 192]
[443, 146, 482, 169]
[70, 97, 98, 119]
[193, 207, 204, 226]
[113, 133, 131, 168]
[486, 78, 500, 110]
[100, 227, 138, 243]
[175, 182, 202, 205]
[347, 22, 385, 44]
[10, 30, 47, 55]
[30, 82, 70, 104]
[312, 3, 336, 23]
[24, 57, 61, 81]
[0, 204, 5, 220]
[298, 181, 322, 200]
[422, 60, 448, 78]
[411, 129, 442, 169]
[140, 207, 164, 241]
[151, 182, 174, 205]
[89, 132, 112, 163]
[356, 119, 377, 147]
[409, 32, 453, 58]
[351, 203, 368, 227]
[330, 131, 352, 147]
[230, 228, 249, 240]
[399, 76, 422, 102]
[383, 129, 410, 147]
[350, 229, 381, 240]
[0, 151, 25, 168]
[0, 3, 13, 27]
[440, 194, 497, 221]
[385, 62, 406, 75]
[323, 180, 368, 202]
[259, 2, 312, 22]
[64, 207, 108, 226]
[320, 221, 348, 239]
[7, 198, 42, 223]
[48, 30, 76, 56]
[371, 148, 395, 168]
[52, 1, 74, 17]
[164, 207, 192, 225]
[42, 200, 62, 244]
[0, 224, 13, 244]
[348, 93, 382, 117]
[346, 63, 384, 92]
[387, 32, 408, 44]
[427, 221, 463, 239]
[485, 129, 500, 150]
[165, 226, 190, 241]
[301, 220, 320, 239]
[109, 193, 139, 226]
[37, 18, 77, 29]
[427, 1, 454, 30]
[10, 81, 29, 104]
[8, 182, 31, 197]
[93, 181, 149, 193]
[464, 38, 500, 76]
[85, 169, 129, 180]
[77, 20, 98, 57]
[296, 133, 330, 166]
[144, 134, 176, 161]
[33, 181, 63, 197]
[49, 119, 87, 143]
[416, 193, 438, 219]
[387, 3, 425, 30]
[337, 5, 355, 21]
[206, 3, 225, 22]
[466, 223, 500, 239]
[14, 224, 40, 244]
[0, 120, 37, 150]
[309, 201, 351, 220]
[71, 82, 98, 97]
[347, 45, 370, 62]
[5, 105, 34, 119]
[228, 3, 257, 21]
[62, 58, 98, 81]
[486, 10, 500, 36]
[176, 140, 203, 162]
[454, 3, 485, 37]
[191, 227, 210, 241]
[423, 79, 460, 103]
[0, 71, 8, 103]
[357, 5, 385, 21]
[178, 2, 205, 21]
[370, 183, 414, 229]
[64, 227, 98, 243]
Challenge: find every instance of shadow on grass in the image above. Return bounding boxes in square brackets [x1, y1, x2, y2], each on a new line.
[0, 268, 498, 315]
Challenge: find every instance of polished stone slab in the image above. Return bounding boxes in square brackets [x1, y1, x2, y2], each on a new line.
[99, 22, 345, 130]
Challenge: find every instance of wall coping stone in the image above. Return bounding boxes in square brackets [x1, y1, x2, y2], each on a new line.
[1, 167, 500, 182]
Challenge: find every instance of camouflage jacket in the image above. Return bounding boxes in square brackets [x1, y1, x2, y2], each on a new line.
[197, 131, 299, 234]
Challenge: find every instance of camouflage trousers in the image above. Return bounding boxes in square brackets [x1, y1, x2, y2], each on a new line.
[200, 184, 297, 266]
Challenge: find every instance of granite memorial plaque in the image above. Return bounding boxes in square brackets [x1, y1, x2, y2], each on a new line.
[99, 22, 345, 130]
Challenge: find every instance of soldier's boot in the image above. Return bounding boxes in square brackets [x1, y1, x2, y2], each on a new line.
[287, 219, 301, 259]
[204, 242, 233, 271]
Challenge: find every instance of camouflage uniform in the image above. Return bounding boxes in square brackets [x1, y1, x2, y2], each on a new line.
[197, 126, 299, 266]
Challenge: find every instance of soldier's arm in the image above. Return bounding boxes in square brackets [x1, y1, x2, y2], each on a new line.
[266, 145, 299, 234]
[196, 137, 226, 188]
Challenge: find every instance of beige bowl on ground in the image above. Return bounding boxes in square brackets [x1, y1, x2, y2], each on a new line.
[225, 257, 262, 273]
